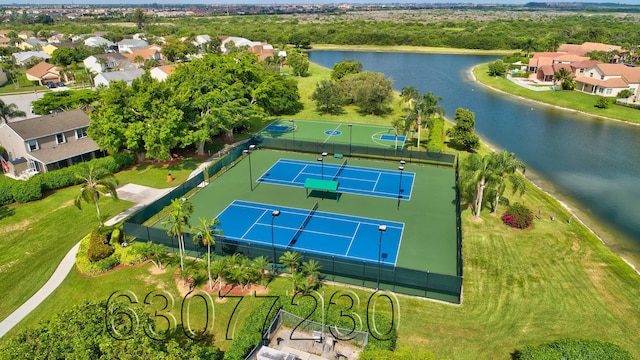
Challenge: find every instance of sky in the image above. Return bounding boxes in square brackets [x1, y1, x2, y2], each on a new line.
[11, 0, 640, 5]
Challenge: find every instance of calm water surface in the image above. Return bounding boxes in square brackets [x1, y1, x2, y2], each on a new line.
[309, 50, 640, 267]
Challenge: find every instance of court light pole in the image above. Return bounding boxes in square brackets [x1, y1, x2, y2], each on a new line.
[242, 144, 256, 191]
[348, 124, 353, 156]
[377, 225, 387, 290]
[397, 160, 406, 210]
[289, 119, 295, 151]
[271, 210, 280, 272]
[317, 157, 324, 180]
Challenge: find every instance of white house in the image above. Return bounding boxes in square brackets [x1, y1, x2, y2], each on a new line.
[83, 53, 134, 74]
[150, 65, 177, 82]
[117, 39, 149, 54]
[193, 34, 211, 47]
[94, 68, 145, 88]
[12, 51, 50, 66]
[574, 63, 640, 98]
[83, 36, 114, 48]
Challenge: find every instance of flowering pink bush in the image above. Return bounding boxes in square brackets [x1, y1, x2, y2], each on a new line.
[501, 203, 534, 229]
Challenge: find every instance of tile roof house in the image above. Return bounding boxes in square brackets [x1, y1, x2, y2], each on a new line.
[0, 36, 11, 47]
[94, 68, 145, 88]
[220, 36, 275, 62]
[557, 42, 623, 57]
[0, 110, 104, 175]
[83, 53, 135, 74]
[122, 46, 164, 66]
[574, 63, 640, 98]
[25, 61, 67, 85]
[12, 51, 51, 66]
[150, 64, 177, 82]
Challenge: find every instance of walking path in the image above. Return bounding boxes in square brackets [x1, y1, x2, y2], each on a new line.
[0, 139, 250, 338]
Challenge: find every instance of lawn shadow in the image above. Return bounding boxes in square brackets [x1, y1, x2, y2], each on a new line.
[0, 205, 16, 220]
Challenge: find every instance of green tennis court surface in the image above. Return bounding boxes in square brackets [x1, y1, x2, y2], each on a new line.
[260, 119, 407, 150]
[188, 150, 458, 280]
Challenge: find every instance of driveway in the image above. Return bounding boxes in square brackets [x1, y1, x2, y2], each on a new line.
[0, 93, 40, 120]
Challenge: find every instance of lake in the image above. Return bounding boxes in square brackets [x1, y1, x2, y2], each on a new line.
[309, 50, 640, 269]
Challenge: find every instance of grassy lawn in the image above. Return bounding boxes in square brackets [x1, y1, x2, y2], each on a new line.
[0, 186, 133, 321]
[474, 63, 640, 124]
[115, 157, 208, 189]
[284, 62, 407, 128]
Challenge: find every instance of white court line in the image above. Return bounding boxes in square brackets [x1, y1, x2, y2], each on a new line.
[371, 172, 382, 192]
[344, 223, 360, 256]
[280, 159, 416, 177]
[323, 123, 343, 143]
[292, 164, 309, 183]
[240, 209, 270, 239]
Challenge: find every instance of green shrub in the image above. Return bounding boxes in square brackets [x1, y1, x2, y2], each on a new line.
[87, 229, 114, 262]
[11, 178, 42, 203]
[109, 228, 122, 245]
[111, 152, 136, 170]
[616, 89, 634, 98]
[0, 183, 14, 206]
[38, 167, 79, 191]
[224, 296, 281, 359]
[426, 116, 445, 152]
[501, 202, 534, 229]
[595, 97, 610, 109]
[115, 242, 148, 266]
[515, 339, 633, 359]
[76, 235, 120, 275]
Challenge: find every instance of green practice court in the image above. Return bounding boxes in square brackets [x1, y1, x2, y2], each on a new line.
[184, 149, 459, 301]
[261, 119, 407, 150]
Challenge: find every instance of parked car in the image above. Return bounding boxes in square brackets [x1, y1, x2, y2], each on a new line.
[57, 82, 65, 87]
[45, 82, 57, 89]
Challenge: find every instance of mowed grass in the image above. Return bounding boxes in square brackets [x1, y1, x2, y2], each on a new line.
[0, 186, 132, 321]
[473, 63, 640, 124]
[115, 156, 208, 189]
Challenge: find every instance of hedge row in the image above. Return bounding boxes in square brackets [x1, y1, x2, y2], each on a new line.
[426, 117, 445, 153]
[75, 226, 148, 275]
[1, 153, 135, 205]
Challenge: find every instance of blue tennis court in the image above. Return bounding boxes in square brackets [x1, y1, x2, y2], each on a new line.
[264, 124, 291, 132]
[380, 134, 406, 142]
[216, 200, 404, 265]
[259, 159, 415, 200]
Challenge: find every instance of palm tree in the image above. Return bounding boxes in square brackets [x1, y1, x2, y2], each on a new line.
[280, 251, 302, 294]
[301, 259, 321, 292]
[553, 67, 574, 90]
[252, 256, 270, 287]
[192, 217, 223, 290]
[210, 257, 227, 293]
[413, 92, 445, 150]
[459, 153, 495, 219]
[144, 241, 169, 269]
[522, 38, 536, 58]
[489, 151, 527, 215]
[74, 165, 119, 225]
[162, 198, 193, 271]
[0, 99, 26, 124]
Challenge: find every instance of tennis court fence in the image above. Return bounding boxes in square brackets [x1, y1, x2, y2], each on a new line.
[251, 135, 456, 167]
[123, 222, 462, 302]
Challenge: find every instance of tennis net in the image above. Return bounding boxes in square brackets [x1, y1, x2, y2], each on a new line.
[287, 201, 319, 249]
[332, 159, 348, 181]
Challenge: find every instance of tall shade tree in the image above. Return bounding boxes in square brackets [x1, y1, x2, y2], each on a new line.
[0, 99, 26, 123]
[490, 151, 527, 214]
[162, 198, 193, 271]
[311, 79, 347, 115]
[74, 165, 119, 226]
[459, 153, 496, 219]
[192, 217, 223, 290]
[287, 48, 309, 77]
[280, 251, 302, 294]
